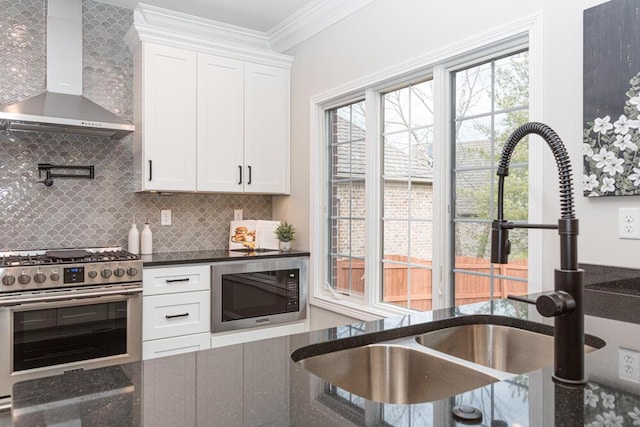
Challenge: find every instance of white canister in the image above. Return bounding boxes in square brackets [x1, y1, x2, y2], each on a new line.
[141, 223, 153, 255]
[127, 223, 140, 254]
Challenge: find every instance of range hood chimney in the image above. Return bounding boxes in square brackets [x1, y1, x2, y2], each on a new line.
[0, 0, 134, 140]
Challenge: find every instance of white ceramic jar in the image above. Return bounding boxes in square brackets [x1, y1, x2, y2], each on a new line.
[141, 223, 153, 255]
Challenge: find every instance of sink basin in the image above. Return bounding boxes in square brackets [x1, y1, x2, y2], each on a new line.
[415, 323, 597, 374]
[293, 315, 606, 405]
[297, 343, 499, 404]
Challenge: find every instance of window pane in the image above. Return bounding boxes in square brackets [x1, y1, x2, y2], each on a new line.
[410, 220, 433, 259]
[454, 222, 493, 262]
[454, 272, 494, 306]
[411, 128, 433, 178]
[454, 169, 495, 220]
[383, 264, 433, 311]
[495, 113, 529, 162]
[411, 80, 434, 127]
[452, 50, 529, 307]
[328, 101, 366, 296]
[410, 184, 433, 220]
[382, 79, 435, 311]
[503, 166, 528, 221]
[455, 62, 492, 118]
[332, 256, 365, 296]
[455, 116, 492, 169]
[384, 86, 410, 133]
[383, 220, 408, 258]
[495, 51, 529, 109]
[384, 131, 410, 178]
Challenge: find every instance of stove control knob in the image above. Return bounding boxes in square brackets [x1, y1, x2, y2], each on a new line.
[50, 272, 60, 281]
[2, 274, 16, 286]
[114, 268, 125, 278]
[101, 268, 113, 278]
[18, 273, 31, 285]
[127, 267, 139, 277]
[34, 273, 47, 284]
[88, 270, 98, 279]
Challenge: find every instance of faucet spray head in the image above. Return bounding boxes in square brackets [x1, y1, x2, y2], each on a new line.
[490, 220, 510, 264]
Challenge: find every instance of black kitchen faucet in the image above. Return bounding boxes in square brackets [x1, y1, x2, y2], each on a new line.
[491, 122, 585, 385]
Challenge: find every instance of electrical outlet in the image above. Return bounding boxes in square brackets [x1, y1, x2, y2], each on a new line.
[619, 348, 640, 383]
[618, 208, 640, 239]
[161, 210, 171, 226]
[234, 209, 243, 221]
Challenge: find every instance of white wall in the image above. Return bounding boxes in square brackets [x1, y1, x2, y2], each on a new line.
[274, 0, 640, 299]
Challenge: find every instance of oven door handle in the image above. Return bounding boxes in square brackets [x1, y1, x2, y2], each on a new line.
[0, 285, 143, 307]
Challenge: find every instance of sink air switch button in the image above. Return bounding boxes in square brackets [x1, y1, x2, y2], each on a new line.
[452, 405, 483, 423]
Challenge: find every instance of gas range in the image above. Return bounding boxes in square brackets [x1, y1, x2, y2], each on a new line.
[0, 246, 142, 293]
[0, 246, 143, 410]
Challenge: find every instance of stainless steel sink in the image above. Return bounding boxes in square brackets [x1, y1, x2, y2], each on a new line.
[293, 315, 605, 405]
[297, 343, 500, 404]
[415, 323, 597, 374]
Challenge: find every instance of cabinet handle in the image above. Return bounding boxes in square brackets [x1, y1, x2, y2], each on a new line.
[165, 278, 190, 284]
[248, 165, 252, 185]
[238, 165, 242, 185]
[165, 312, 189, 319]
[148, 160, 153, 181]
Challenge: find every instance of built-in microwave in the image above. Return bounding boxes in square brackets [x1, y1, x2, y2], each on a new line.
[211, 257, 308, 332]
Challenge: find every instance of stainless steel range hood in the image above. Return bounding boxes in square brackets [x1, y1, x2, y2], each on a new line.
[0, 0, 134, 140]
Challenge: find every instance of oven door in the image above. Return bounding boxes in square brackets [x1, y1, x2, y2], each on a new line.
[212, 258, 308, 332]
[0, 284, 142, 408]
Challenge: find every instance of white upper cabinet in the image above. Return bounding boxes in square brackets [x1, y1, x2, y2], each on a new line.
[135, 43, 197, 192]
[197, 56, 290, 193]
[244, 63, 290, 194]
[127, 6, 292, 194]
[197, 54, 244, 192]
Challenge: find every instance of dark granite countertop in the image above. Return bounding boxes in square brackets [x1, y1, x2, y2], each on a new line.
[140, 249, 310, 267]
[9, 264, 640, 426]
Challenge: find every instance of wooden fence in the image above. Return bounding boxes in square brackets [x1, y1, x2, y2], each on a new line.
[335, 255, 528, 311]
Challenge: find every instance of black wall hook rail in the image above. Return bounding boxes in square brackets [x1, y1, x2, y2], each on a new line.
[37, 163, 95, 186]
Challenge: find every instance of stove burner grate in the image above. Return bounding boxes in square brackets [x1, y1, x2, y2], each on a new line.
[0, 247, 139, 268]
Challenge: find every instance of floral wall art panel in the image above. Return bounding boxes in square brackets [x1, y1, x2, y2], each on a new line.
[583, 0, 640, 197]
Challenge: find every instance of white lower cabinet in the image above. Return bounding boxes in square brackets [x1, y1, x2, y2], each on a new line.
[143, 332, 211, 360]
[142, 265, 211, 360]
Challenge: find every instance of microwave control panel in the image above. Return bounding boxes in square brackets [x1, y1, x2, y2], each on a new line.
[286, 269, 299, 312]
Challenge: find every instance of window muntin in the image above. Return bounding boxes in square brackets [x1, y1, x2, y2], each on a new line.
[452, 51, 529, 306]
[328, 101, 366, 297]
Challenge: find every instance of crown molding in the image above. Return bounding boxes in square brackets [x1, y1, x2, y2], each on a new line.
[124, 1, 373, 62]
[126, 3, 293, 67]
[268, 0, 375, 53]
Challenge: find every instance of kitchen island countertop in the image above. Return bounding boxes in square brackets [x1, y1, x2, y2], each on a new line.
[9, 265, 640, 426]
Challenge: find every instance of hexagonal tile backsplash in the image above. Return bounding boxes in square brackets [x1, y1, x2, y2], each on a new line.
[0, 0, 272, 251]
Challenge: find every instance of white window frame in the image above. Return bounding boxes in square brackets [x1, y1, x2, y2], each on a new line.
[309, 13, 543, 320]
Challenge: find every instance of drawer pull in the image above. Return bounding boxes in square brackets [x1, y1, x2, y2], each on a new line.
[165, 312, 190, 319]
[165, 278, 190, 284]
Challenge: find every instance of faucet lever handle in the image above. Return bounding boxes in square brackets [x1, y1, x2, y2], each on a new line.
[508, 292, 576, 317]
[536, 291, 575, 317]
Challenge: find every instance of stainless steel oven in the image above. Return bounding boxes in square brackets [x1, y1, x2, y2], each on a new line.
[0, 247, 142, 411]
[212, 257, 308, 332]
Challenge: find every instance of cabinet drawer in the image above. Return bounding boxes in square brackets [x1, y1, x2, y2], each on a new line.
[143, 291, 210, 340]
[143, 265, 210, 295]
[143, 333, 211, 360]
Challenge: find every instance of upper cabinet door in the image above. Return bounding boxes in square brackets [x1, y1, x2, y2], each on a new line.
[244, 63, 290, 194]
[143, 44, 197, 191]
[196, 54, 244, 192]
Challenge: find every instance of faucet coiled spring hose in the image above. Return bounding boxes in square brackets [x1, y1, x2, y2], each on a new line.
[497, 122, 575, 221]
